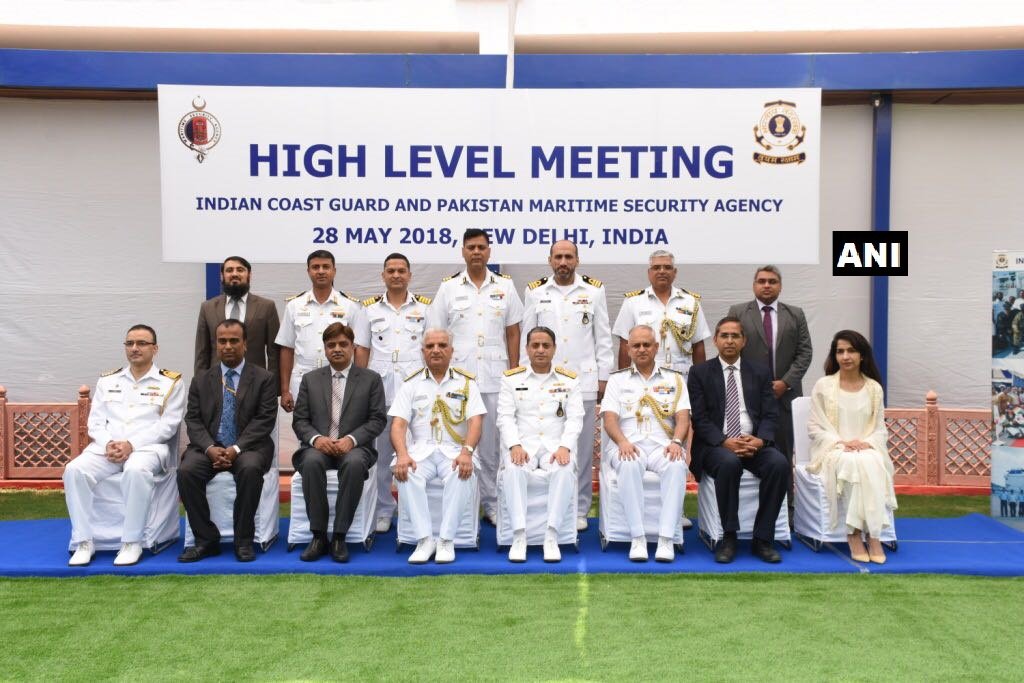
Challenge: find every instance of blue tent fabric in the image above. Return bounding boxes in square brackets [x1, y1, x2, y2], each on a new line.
[0, 514, 1021, 578]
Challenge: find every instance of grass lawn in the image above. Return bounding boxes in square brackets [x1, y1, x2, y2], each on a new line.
[0, 490, 1013, 681]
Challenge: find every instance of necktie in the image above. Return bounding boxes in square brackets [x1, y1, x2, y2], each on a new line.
[217, 369, 238, 446]
[762, 305, 775, 379]
[229, 298, 241, 321]
[329, 371, 344, 439]
[725, 366, 741, 438]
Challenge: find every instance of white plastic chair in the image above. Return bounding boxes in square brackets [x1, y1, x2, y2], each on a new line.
[184, 466, 280, 551]
[791, 396, 898, 551]
[696, 472, 791, 550]
[395, 472, 481, 550]
[598, 456, 685, 552]
[288, 464, 378, 550]
[495, 455, 578, 549]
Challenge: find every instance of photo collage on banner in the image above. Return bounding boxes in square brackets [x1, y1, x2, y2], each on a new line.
[992, 250, 1024, 520]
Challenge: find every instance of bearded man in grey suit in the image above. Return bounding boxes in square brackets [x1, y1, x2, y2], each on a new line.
[727, 265, 812, 463]
[292, 322, 387, 563]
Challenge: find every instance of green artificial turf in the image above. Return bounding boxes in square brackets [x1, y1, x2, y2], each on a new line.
[0, 573, 1020, 681]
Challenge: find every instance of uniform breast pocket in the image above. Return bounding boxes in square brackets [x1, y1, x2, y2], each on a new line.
[102, 392, 124, 404]
[405, 321, 423, 339]
[371, 319, 390, 335]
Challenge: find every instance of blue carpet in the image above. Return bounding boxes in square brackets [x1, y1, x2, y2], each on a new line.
[1, 514, 1022, 578]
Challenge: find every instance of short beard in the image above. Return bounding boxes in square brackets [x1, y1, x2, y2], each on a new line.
[223, 281, 250, 299]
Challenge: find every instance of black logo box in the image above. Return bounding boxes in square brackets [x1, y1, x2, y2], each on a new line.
[832, 231, 909, 276]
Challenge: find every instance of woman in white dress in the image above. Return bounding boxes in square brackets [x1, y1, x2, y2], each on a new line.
[807, 330, 897, 563]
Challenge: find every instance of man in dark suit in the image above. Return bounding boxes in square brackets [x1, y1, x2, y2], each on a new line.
[178, 319, 279, 562]
[687, 316, 790, 564]
[292, 322, 387, 562]
[194, 256, 281, 390]
[727, 265, 812, 463]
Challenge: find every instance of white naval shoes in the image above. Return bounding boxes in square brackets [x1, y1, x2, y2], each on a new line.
[629, 536, 649, 562]
[434, 539, 456, 564]
[68, 539, 95, 567]
[375, 516, 393, 534]
[113, 542, 144, 567]
[682, 516, 694, 530]
[543, 537, 561, 563]
[655, 537, 675, 563]
[576, 516, 589, 532]
[408, 537, 437, 564]
[509, 533, 528, 563]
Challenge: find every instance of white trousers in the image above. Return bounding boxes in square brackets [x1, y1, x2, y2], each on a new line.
[396, 451, 477, 542]
[577, 399, 597, 516]
[63, 446, 163, 544]
[479, 392, 500, 516]
[375, 414, 397, 519]
[501, 447, 575, 533]
[608, 444, 686, 539]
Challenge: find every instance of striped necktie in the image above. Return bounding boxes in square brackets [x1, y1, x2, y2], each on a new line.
[329, 371, 345, 438]
[725, 365, 741, 438]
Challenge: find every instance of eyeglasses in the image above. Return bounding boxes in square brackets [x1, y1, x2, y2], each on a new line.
[123, 341, 155, 348]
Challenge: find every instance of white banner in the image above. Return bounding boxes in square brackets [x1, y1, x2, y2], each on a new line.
[158, 85, 821, 264]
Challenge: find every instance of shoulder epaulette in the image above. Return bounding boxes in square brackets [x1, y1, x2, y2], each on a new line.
[415, 294, 432, 305]
[452, 367, 476, 380]
[681, 288, 702, 299]
[504, 366, 527, 377]
[498, 272, 513, 279]
[285, 291, 305, 302]
[555, 366, 577, 379]
[660, 366, 683, 375]
[405, 368, 425, 382]
[582, 274, 603, 288]
[340, 291, 360, 303]
[611, 367, 631, 375]
[527, 276, 549, 290]
[624, 289, 644, 298]
[362, 295, 382, 307]
[442, 271, 461, 282]
[159, 369, 182, 380]
[101, 367, 123, 377]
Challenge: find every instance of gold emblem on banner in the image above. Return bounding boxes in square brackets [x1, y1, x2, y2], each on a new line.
[995, 253, 1010, 269]
[178, 96, 222, 163]
[753, 100, 807, 165]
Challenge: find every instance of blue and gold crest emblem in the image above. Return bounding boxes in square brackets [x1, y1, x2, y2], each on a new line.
[753, 100, 806, 165]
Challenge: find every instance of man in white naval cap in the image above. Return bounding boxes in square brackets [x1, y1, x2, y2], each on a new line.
[63, 324, 185, 567]
[601, 325, 690, 563]
[521, 240, 612, 532]
[497, 326, 584, 563]
[389, 329, 485, 564]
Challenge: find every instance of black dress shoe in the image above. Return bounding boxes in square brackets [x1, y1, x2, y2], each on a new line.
[234, 542, 256, 562]
[300, 536, 328, 562]
[752, 539, 782, 564]
[714, 536, 737, 564]
[178, 544, 222, 563]
[330, 537, 350, 563]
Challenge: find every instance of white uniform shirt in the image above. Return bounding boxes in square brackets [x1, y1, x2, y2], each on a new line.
[521, 274, 613, 400]
[275, 289, 370, 373]
[388, 367, 487, 462]
[601, 365, 690, 448]
[363, 292, 431, 405]
[612, 286, 711, 376]
[87, 364, 186, 463]
[426, 270, 524, 393]
[497, 366, 585, 457]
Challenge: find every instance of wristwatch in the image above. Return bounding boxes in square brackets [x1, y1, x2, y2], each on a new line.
[670, 438, 684, 446]
[464, 444, 476, 455]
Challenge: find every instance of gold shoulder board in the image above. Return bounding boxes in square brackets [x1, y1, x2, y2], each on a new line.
[101, 367, 123, 377]
[582, 274, 603, 288]
[442, 271, 461, 282]
[405, 368, 425, 382]
[682, 288, 702, 299]
[452, 367, 477, 380]
[624, 289, 644, 298]
[415, 294, 433, 305]
[498, 272, 513, 279]
[660, 366, 682, 375]
[340, 291, 360, 303]
[554, 366, 578, 379]
[527, 276, 549, 290]
[159, 369, 182, 380]
[504, 366, 527, 377]
[611, 367, 631, 375]
[285, 291, 305, 302]
[362, 295, 382, 307]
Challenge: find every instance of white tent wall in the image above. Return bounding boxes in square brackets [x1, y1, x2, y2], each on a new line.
[889, 104, 1024, 408]
[0, 98, 921, 410]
